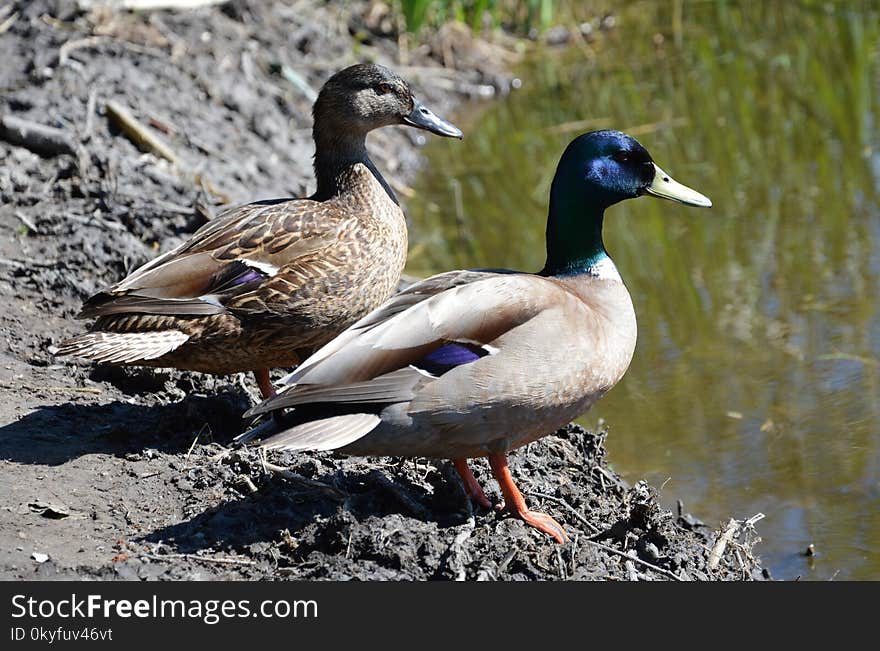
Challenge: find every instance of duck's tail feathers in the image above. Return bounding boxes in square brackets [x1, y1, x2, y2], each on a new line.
[55, 330, 189, 364]
[240, 413, 381, 452]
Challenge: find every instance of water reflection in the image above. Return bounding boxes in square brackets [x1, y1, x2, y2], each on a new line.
[407, 1, 879, 579]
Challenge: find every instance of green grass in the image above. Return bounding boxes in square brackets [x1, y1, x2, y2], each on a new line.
[398, 0, 556, 33]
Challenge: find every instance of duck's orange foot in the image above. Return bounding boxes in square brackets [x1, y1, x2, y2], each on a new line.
[505, 506, 569, 544]
[453, 458, 492, 510]
[488, 452, 569, 544]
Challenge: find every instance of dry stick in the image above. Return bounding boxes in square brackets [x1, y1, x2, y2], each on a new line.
[279, 64, 317, 102]
[446, 517, 476, 582]
[104, 101, 229, 204]
[262, 461, 347, 501]
[93, 0, 230, 10]
[143, 552, 255, 567]
[105, 101, 181, 165]
[59, 36, 106, 67]
[83, 89, 98, 142]
[24, 385, 103, 395]
[184, 425, 206, 463]
[14, 211, 41, 234]
[0, 382, 99, 395]
[0, 115, 76, 157]
[0, 10, 17, 35]
[708, 518, 740, 571]
[583, 539, 684, 582]
[497, 548, 517, 575]
[531, 491, 600, 533]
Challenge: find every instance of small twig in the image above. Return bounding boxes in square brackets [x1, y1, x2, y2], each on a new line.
[14, 211, 41, 234]
[0, 382, 102, 395]
[446, 517, 475, 581]
[625, 559, 640, 581]
[143, 552, 255, 567]
[0, 256, 60, 269]
[184, 424, 208, 462]
[0, 10, 17, 35]
[258, 447, 268, 476]
[0, 114, 76, 157]
[708, 518, 740, 570]
[584, 539, 683, 582]
[105, 100, 181, 165]
[530, 491, 599, 533]
[744, 513, 766, 528]
[90, 0, 230, 10]
[63, 212, 126, 231]
[497, 548, 517, 575]
[263, 461, 346, 501]
[83, 89, 97, 143]
[278, 64, 318, 102]
[233, 475, 259, 494]
[59, 36, 105, 67]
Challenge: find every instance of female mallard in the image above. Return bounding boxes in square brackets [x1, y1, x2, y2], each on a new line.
[242, 130, 711, 542]
[57, 64, 462, 398]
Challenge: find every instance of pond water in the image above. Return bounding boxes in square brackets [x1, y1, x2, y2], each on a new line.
[406, 1, 880, 580]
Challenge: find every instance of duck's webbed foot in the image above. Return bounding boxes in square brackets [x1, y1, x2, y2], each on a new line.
[488, 453, 569, 544]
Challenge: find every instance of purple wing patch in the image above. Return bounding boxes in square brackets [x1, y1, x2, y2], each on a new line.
[231, 268, 265, 286]
[413, 342, 488, 376]
[208, 261, 268, 295]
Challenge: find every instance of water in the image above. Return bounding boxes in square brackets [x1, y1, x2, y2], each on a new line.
[405, 1, 880, 580]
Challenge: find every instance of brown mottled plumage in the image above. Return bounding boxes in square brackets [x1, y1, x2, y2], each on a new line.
[57, 64, 462, 395]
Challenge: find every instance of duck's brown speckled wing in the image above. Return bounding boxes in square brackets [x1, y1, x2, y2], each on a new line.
[79, 198, 351, 320]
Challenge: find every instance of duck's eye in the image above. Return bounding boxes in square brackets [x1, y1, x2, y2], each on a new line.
[612, 151, 632, 163]
[376, 82, 394, 95]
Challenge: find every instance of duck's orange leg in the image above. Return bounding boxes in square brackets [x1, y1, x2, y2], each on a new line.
[488, 453, 569, 543]
[254, 368, 276, 399]
[453, 459, 492, 509]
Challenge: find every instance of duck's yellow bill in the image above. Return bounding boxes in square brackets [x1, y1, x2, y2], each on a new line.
[645, 164, 712, 207]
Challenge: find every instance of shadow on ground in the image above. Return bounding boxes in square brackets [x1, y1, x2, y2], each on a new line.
[0, 389, 252, 465]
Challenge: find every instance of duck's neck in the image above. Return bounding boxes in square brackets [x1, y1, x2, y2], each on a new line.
[541, 176, 616, 279]
[311, 122, 398, 204]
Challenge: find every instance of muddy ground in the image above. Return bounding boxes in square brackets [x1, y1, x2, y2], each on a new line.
[0, 0, 765, 580]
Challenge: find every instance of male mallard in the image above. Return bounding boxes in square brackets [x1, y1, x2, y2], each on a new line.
[57, 64, 462, 398]
[242, 130, 711, 542]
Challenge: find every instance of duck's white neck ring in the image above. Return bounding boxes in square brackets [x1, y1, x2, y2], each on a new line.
[587, 255, 622, 282]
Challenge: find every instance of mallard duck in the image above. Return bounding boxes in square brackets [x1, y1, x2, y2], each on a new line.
[242, 130, 712, 542]
[56, 64, 462, 398]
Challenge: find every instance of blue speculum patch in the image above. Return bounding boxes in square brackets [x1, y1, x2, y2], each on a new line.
[415, 342, 487, 375]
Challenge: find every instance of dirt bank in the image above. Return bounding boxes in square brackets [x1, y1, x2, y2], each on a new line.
[0, 0, 765, 580]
